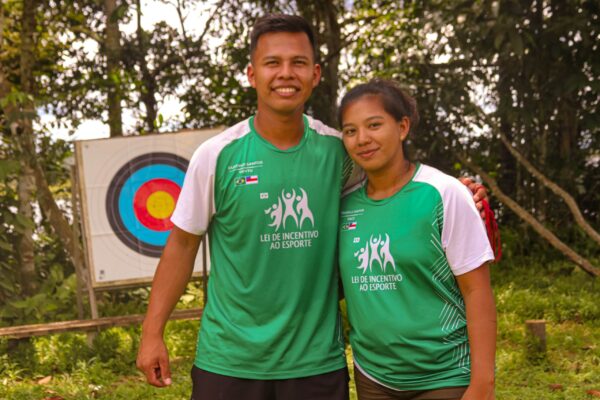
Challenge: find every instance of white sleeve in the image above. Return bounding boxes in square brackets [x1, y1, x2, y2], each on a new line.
[170, 142, 216, 236]
[441, 179, 495, 276]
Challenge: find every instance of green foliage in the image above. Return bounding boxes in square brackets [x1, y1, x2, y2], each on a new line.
[1, 260, 599, 399]
[0, 321, 199, 399]
[347, 0, 600, 244]
[494, 258, 600, 323]
[0, 265, 79, 326]
[491, 259, 600, 399]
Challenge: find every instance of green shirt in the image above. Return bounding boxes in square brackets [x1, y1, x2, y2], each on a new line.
[339, 163, 494, 390]
[172, 115, 354, 379]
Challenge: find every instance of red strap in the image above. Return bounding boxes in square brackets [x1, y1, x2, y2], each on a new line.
[482, 199, 502, 262]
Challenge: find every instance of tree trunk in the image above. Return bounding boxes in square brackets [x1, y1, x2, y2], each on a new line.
[533, 0, 547, 222]
[135, 0, 157, 133]
[104, 0, 123, 136]
[496, 53, 517, 205]
[299, 1, 341, 127]
[18, 132, 86, 273]
[17, 165, 36, 294]
[538, 121, 547, 222]
[17, 0, 38, 295]
[454, 151, 599, 277]
[559, 97, 577, 186]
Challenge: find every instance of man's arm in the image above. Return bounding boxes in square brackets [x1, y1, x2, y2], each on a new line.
[136, 226, 202, 387]
[456, 264, 497, 400]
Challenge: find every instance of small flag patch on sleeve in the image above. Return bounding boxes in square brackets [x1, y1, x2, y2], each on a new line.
[342, 222, 357, 230]
[236, 175, 259, 186]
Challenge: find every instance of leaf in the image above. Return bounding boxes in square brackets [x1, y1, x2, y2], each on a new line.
[9, 299, 31, 309]
[507, 29, 523, 56]
[14, 214, 36, 230]
[110, 4, 129, 23]
[0, 159, 20, 180]
[564, 74, 585, 93]
[0, 240, 13, 252]
[37, 375, 52, 385]
[494, 30, 505, 49]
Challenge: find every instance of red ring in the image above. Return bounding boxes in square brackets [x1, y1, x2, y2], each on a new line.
[133, 179, 181, 231]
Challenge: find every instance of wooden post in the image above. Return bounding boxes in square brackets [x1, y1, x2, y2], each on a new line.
[69, 163, 85, 320]
[84, 245, 100, 347]
[73, 148, 100, 346]
[0, 308, 203, 339]
[525, 319, 547, 356]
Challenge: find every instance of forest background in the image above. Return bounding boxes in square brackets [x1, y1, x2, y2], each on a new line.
[0, 0, 599, 399]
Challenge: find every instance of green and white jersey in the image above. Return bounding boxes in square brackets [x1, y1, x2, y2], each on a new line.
[339, 163, 494, 391]
[171, 115, 354, 379]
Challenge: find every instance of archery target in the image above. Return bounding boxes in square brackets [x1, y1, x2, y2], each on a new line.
[106, 153, 187, 257]
[76, 128, 221, 287]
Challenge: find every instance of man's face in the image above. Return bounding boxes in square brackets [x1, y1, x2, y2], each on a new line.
[247, 31, 321, 117]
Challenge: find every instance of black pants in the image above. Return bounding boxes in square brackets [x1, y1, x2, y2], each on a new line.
[190, 365, 349, 400]
[354, 366, 467, 400]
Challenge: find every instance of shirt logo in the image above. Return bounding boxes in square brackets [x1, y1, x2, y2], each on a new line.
[236, 175, 259, 186]
[264, 188, 314, 232]
[354, 234, 396, 274]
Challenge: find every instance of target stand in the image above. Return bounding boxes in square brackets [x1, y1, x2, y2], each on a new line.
[75, 128, 221, 321]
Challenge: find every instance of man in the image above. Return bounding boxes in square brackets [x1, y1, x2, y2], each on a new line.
[137, 14, 487, 400]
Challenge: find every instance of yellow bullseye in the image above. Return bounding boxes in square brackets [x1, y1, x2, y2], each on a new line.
[146, 191, 175, 219]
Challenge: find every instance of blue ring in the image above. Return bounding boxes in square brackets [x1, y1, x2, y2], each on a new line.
[118, 165, 185, 246]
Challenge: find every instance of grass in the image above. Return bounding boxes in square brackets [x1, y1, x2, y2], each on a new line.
[1, 258, 599, 399]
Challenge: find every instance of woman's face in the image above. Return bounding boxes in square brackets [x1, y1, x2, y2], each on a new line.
[341, 95, 410, 174]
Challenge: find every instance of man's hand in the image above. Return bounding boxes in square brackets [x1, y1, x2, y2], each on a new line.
[137, 333, 172, 387]
[135, 227, 201, 387]
[459, 177, 488, 218]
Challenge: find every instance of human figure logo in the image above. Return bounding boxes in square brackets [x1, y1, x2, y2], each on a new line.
[264, 188, 314, 231]
[354, 234, 396, 274]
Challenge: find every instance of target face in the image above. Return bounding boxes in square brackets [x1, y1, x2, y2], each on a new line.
[77, 127, 219, 286]
[106, 152, 188, 257]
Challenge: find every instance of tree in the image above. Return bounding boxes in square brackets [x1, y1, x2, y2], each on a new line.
[104, 0, 124, 136]
[1, 0, 89, 321]
[15, 0, 37, 295]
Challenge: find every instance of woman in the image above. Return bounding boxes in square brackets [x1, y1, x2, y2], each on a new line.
[338, 79, 496, 400]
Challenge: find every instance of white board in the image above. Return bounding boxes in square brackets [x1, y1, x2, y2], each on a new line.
[76, 128, 221, 288]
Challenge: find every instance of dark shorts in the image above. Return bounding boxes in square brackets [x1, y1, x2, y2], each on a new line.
[354, 366, 467, 400]
[190, 365, 349, 400]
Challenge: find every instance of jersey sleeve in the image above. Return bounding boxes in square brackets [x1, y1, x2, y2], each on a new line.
[342, 157, 366, 193]
[441, 179, 495, 276]
[170, 141, 216, 235]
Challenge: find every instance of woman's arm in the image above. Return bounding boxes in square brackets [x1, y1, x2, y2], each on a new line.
[456, 263, 497, 400]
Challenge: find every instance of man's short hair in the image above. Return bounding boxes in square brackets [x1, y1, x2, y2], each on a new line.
[250, 14, 317, 60]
